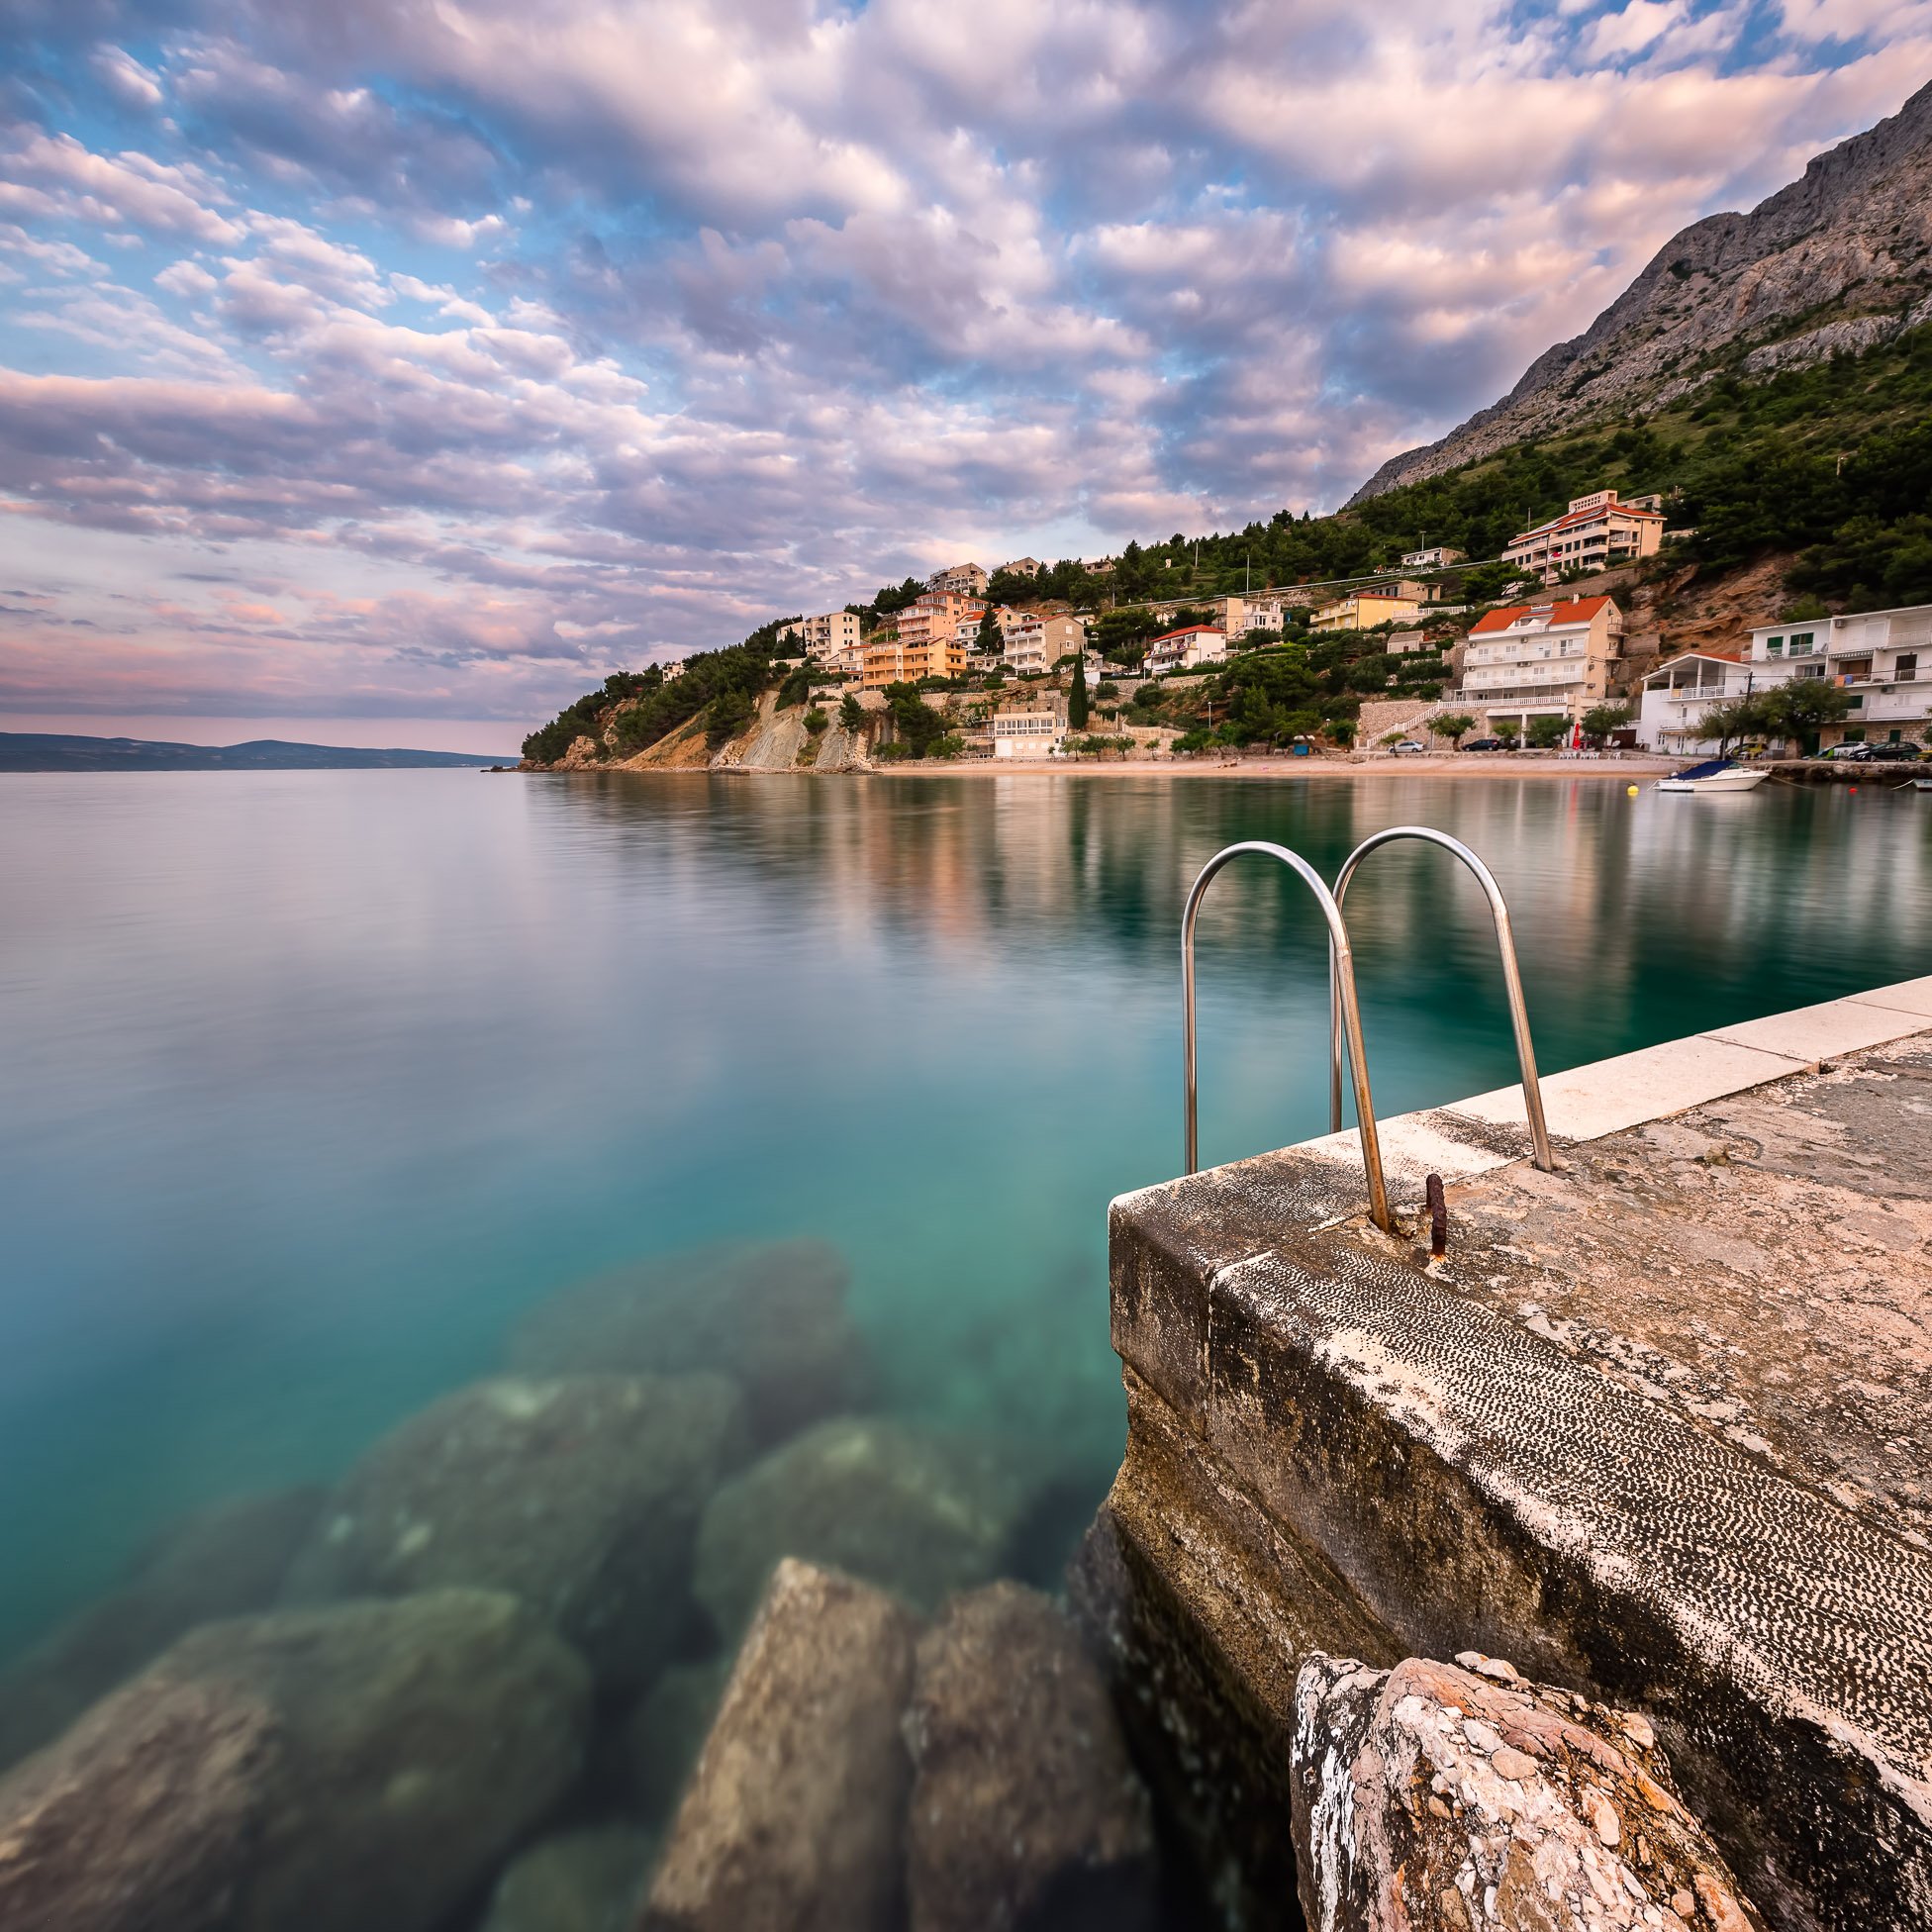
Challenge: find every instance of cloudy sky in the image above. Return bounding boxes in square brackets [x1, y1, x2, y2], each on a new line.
[1, 2, 1927, 749]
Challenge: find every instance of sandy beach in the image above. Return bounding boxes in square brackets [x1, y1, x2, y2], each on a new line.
[872, 753, 1680, 780]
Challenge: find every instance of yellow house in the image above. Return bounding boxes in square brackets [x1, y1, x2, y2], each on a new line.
[1310, 586, 1424, 633]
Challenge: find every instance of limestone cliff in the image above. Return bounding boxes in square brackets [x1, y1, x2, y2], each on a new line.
[1350, 76, 1932, 502]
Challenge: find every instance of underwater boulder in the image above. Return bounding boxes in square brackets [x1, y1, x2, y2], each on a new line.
[901, 1581, 1157, 1932]
[478, 1825, 655, 1932]
[642, 1559, 916, 1932]
[613, 1657, 733, 1823]
[0, 1485, 325, 1773]
[507, 1239, 869, 1447]
[692, 1415, 1038, 1637]
[0, 1668, 279, 1932]
[283, 1373, 747, 1691]
[182, 1589, 586, 1932]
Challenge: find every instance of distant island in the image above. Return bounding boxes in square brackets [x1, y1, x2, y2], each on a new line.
[0, 733, 503, 774]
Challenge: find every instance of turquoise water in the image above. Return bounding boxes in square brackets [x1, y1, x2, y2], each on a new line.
[3, 766, 1928, 1655]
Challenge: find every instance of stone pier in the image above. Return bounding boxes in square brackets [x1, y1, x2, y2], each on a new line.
[1075, 980, 1932, 1932]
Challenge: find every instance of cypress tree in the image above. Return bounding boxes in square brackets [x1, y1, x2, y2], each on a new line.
[1069, 654, 1089, 729]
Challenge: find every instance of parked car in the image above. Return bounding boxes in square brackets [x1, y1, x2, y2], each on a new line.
[1819, 741, 1880, 760]
[1862, 740, 1924, 761]
[1460, 736, 1510, 752]
[1390, 739, 1428, 754]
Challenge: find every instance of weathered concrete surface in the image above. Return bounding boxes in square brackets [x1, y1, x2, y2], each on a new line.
[1091, 1009, 1932, 1932]
[1292, 1652, 1764, 1931]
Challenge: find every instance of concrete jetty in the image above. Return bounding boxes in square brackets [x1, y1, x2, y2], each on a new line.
[1077, 979, 1932, 1931]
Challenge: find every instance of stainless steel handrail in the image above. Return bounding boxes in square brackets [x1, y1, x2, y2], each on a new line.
[1183, 841, 1391, 1231]
[1327, 826, 1554, 1173]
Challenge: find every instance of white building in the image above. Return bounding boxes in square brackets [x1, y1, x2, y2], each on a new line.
[1003, 612, 1086, 677]
[1456, 596, 1623, 734]
[992, 706, 1064, 758]
[660, 658, 686, 682]
[1501, 490, 1666, 584]
[1635, 651, 1787, 753]
[1145, 625, 1227, 674]
[1401, 545, 1466, 569]
[1748, 604, 1932, 749]
[780, 610, 863, 663]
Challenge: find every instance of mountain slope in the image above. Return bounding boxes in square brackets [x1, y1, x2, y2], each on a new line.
[0, 733, 500, 772]
[1350, 75, 1932, 503]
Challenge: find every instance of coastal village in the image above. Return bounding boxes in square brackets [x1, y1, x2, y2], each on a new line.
[531, 482, 1930, 771]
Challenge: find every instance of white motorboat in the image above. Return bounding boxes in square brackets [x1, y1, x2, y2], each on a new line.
[1655, 759, 1771, 795]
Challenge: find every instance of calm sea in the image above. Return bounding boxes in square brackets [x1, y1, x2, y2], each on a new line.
[2, 767, 1926, 1650]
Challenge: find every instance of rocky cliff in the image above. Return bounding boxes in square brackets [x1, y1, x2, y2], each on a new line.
[1350, 75, 1932, 502]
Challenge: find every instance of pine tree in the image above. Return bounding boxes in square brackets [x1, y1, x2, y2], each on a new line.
[1068, 654, 1089, 730]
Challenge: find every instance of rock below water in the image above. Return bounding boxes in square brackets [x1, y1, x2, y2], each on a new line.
[0, 1670, 278, 1932]
[478, 1825, 656, 1932]
[1291, 1651, 1765, 1932]
[282, 1373, 747, 1691]
[643, 1559, 918, 1932]
[692, 1415, 1038, 1635]
[0, 1487, 323, 1772]
[613, 1659, 732, 1823]
[0, 1589, 588, 1932]
[507, 1238, 869, 1447]
[902, 1582, 1157, 1932]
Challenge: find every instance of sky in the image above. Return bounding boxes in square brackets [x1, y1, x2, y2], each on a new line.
[1, 2, 1928, 752]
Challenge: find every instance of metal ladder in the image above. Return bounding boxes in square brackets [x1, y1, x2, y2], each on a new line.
[1181, 827, 1552, 1231]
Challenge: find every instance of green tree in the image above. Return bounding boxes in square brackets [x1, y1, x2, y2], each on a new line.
[1434, 711, 1476, 746]
[1758, 677, 1851, 748]
[884, 681, 946, 756]
[1579, 703, 1633, 743]
[1069, 656, 1090, 729]
[974, 606, 1005, 656]
[1695, 695, 1769, 754]
[1525, 715, 1570, 749]
[839, 693, 865, 733]
[803, 709, 828, 735]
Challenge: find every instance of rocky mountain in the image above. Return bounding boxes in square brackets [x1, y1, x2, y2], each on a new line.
[1350, 74, 1932, 502]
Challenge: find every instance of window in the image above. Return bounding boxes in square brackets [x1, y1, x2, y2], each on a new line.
[1847, 695, 1864, 709]
[1765, 636, 1783, 655]
[1897, 653, 1918, 680]
[1789, 632, 1815, 654]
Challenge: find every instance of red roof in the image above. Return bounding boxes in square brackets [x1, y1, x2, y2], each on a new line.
[1468, 597, 1615, 635]
[1510, 501, 1667, 542]
[1652, 648, 1742, 668]
[1153, 625, 1225, 642]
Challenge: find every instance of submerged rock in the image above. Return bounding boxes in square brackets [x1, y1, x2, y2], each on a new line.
[181, 1588, 587, 1932]
[507, 1239, 868, 1446]
[693, 1415, 1037, 1636]
[0, 1487, 323, 1772]
[643, 1558, 917, 1932]
[479, 1826, 655, 1932]
[902, 1582, 1157, 1932]
[283, 1373, 746, 1690]
[1291, 1651, 1766, 1932]
[615, 1658, 733, 1823]
[0, 1670, 279, 1932]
